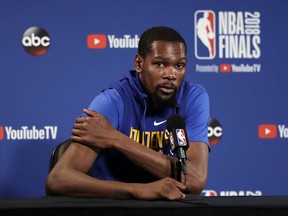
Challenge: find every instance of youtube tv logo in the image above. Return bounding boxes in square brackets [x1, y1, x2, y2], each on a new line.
[258, 124, 277, 139]
[0, 126, 4, 140]
[220, 63, 231, 73]
[87, 34, 107, 49]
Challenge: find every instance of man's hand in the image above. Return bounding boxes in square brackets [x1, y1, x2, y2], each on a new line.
[132, 177, 186, 200]
[71, 109, 120, 149]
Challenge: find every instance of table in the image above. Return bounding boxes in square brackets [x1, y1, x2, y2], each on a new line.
[0, 195, 287, 216]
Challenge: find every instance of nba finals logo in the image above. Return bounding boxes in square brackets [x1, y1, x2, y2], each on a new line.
[195, 10, 261, 60]
[195, 10, 216, 59]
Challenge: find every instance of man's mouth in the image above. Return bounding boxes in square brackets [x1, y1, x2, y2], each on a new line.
[159, 87, 175, 94]
[159, 84, 176, 94]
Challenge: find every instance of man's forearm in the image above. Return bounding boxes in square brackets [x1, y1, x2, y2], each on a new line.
[113, 134, 173, 179]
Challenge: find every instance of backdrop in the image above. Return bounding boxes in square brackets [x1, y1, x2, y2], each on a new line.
[1, 0, 287, 198]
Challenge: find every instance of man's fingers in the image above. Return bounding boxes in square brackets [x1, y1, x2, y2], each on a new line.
[71, 128, 83, 136]
[171, 178, 186, 191]
[75, 117, 87, 123]
[83, 109, 99, 117]
[180, 193, 185, 200]
[70, 135, 80, 142]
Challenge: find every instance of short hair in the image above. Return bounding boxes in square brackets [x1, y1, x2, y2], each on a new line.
[138, 26, 187, 58]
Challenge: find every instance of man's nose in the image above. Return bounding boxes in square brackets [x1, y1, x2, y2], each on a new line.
[164, 67, 177, 79]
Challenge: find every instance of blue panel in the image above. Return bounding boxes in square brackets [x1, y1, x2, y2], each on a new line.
[0, 0, 287, 198]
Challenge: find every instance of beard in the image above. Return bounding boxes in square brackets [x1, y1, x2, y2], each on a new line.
[148, 84, 177, 113]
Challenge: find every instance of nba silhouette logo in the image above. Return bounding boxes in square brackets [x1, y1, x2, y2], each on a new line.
[176, 129, 187, 146]
[194, 10, 216, 59]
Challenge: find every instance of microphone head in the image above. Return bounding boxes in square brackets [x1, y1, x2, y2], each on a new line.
[166, 114, 186, 132]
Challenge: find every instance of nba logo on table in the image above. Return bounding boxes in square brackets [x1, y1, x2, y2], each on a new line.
[194, 10, 216, 59]
[176, 129, 187, 146]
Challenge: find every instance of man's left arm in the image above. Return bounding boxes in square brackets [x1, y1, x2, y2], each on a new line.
[183, 141, 209, 194]
[182, 84, 210, 194]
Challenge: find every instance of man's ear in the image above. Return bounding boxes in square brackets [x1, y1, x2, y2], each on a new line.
[134, 54, 143, 73]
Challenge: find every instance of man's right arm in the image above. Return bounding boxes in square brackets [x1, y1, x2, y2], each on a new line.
[46, 142, 138, 198]
[45, 142, 186, 200]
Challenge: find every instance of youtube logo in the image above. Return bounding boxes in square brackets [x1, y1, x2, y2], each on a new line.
[220, 63, 231, 73]
[87, 34, 107, 49]
[0, 126, 4, 140]
[258, 124, 277, 139]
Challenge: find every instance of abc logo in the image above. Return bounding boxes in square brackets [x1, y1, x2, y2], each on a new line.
[208, 118, 223, 146]
[22, 26, 50, 56]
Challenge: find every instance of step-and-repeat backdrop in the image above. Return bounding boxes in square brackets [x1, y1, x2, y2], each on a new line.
[1, 0, 287, 198]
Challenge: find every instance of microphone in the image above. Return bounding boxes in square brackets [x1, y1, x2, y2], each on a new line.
[166, 114, 189, 183]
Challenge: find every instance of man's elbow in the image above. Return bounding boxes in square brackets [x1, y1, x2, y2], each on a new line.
[45, 172, 65, 196]
[186, 175, 207, 195]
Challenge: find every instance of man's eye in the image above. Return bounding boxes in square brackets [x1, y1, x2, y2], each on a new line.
[155, 62, 164, 67]
[177, 64, 185, 69]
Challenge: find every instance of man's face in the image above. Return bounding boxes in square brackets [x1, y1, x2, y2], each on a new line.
[135, 40, 187, 109]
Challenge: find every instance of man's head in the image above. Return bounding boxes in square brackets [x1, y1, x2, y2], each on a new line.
[134, 26, 187, 111]
[137, 26, 187, 59]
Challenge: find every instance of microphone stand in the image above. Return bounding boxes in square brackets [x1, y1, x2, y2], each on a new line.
[177, 148, 188, 186]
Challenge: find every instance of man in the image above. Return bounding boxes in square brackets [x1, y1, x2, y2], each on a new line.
[46, 26, 210, 200]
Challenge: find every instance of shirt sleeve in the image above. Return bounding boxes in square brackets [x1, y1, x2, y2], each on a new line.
[87, 89, 124, 130]
[184, 84, 210, 149]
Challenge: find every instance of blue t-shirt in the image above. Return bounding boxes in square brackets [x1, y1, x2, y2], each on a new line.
[87, 70, 210, 183]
